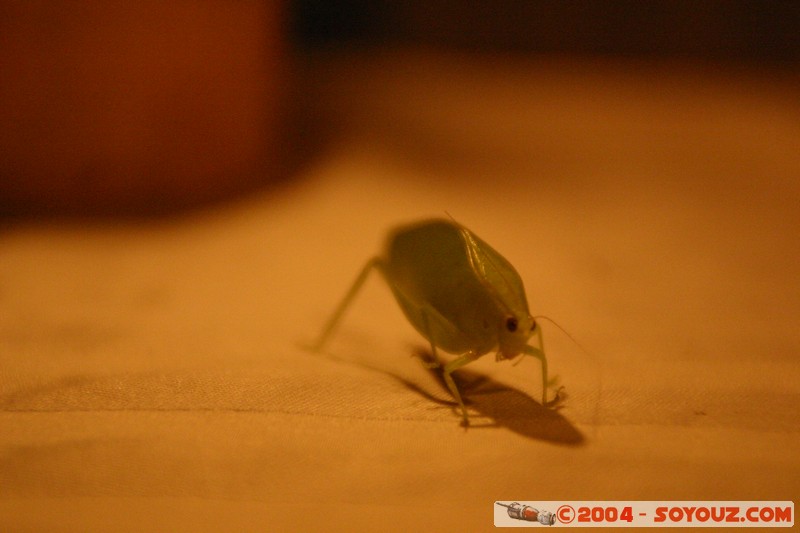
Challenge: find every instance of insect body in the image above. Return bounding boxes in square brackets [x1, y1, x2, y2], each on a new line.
[312, 218, 550, 425]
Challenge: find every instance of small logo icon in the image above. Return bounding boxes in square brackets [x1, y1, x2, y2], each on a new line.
[496, 502, 556, 525]
[556, 504, 575, 524]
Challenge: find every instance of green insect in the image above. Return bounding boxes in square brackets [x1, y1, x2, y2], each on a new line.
[312, 218, 552, 425]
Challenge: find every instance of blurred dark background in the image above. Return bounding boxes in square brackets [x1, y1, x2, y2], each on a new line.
[1, 0, 798, 217]
[291, 0, 800, 61]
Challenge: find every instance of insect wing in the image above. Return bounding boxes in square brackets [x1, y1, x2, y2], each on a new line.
[384, 220, 496, 353]
[458, 226, 529, 317]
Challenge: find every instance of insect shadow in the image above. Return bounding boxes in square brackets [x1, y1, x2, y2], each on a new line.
[383, 347, 584, 445]
[307, 340, 584, 445]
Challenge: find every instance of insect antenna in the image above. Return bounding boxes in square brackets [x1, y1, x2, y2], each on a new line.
[533, 315, 594, 361]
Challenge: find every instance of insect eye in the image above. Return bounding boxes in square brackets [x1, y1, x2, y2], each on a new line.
[505, 317, 518, 332]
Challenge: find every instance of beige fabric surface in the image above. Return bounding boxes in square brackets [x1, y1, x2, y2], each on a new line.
[2, 51, 799, 531]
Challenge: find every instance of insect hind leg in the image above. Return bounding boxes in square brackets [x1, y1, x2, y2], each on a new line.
[311, 257, 383, 351]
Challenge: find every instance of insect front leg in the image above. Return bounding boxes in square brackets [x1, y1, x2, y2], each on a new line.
[311, 257, 383, 351]
[523, 341, 548, 406]
[443, 351, 481, 426]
